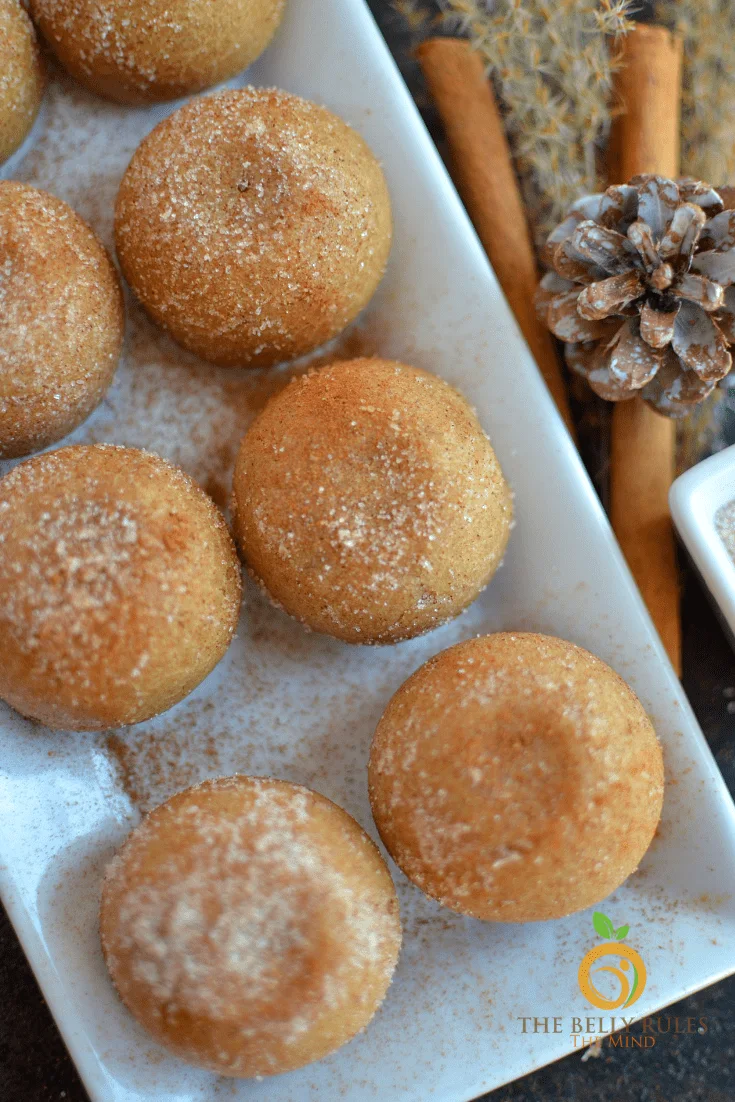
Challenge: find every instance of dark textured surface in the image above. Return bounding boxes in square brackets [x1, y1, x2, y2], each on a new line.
[2, 3, 735, 1100]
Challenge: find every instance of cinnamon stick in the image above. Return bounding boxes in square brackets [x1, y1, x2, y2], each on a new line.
[417, 37, 576, 439]
[609, 25, 683, 675]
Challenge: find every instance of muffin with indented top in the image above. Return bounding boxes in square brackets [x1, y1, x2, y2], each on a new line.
[369, 632, 665, 921]
[100, 775, 402, 1076]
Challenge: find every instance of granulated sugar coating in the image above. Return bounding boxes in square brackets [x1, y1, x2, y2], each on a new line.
[0, 0, 45, 164]
[0, 181, 124, 458]
[29, 0, 285, 104]
[369, 632, 664, 922]
[114, 87, 392, 368]
[100, 775, 402, 1078]
[0, 444, 241, 729]
[233, 358, 513, 643]
[715, 498, 735, 563]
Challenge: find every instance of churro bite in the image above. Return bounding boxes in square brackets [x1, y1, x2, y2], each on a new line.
[369, 632, 664, 921]
[0, 182, 124, 458]
[232, 357, 512, 643]
[115, 88, 392, 367]
[0, 444, 241, 729]
[100, 776, 402, 1076]
[0, 0, 44, 165]
[29, 0, 285, 103]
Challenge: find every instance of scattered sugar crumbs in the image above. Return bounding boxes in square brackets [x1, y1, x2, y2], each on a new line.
[78, 306, 382, 515]
[102, 705, 222, 815]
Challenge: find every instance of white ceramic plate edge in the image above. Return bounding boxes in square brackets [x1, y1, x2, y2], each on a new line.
[2, 3, 735, 1100]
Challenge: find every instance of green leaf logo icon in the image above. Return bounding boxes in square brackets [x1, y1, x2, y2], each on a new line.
[592, 912, 631, 941]
[592, 911, 616, 940]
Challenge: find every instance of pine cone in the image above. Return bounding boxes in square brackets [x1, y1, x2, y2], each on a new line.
[536, 175, 735, 417]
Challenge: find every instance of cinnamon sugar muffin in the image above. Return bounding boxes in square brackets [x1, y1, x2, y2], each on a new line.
[369, 633, 664, 921]
[0, 445, 241, 730]
[114, 88, 392, 367]
[0, 182, 124, 459]
[0, 0, 45, 165]
[232, 358, 512, 643]
[100, 775, 401, 1077]
[29, 0, 285, 104]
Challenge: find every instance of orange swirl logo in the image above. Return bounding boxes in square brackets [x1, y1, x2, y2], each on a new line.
[577, 912, 647, 1010]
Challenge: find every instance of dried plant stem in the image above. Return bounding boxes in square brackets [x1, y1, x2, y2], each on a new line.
[656, 0, 735, 186]
[609, 24, 683, 675]
[417, 37, 575, 436]
[402, 0, 636, 248]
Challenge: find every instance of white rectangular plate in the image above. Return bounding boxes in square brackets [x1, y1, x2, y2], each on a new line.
[3, 1, 735, 1100]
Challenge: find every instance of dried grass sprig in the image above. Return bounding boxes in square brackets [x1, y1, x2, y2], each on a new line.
[393, 0, 433, 34]
[656, 0, 735, 186]
[396, 0, 636, 249]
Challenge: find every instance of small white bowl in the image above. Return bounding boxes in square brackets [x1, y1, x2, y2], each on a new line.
[670, 443, 735, 642]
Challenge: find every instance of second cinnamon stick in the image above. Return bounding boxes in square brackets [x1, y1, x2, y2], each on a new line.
[609, 24, 683, 675]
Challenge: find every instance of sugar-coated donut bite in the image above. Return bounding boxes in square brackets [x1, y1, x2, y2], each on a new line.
[232, 358, 513, 643]
[100, 775, 402, 1076]
[369, 632, 664, 921]
[0, 0, 45, 165]
[114, 88, 392, 367]
[0, 182, 124, 459]
[0, 445, 242, 730]
[29, 0, 285, 104]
